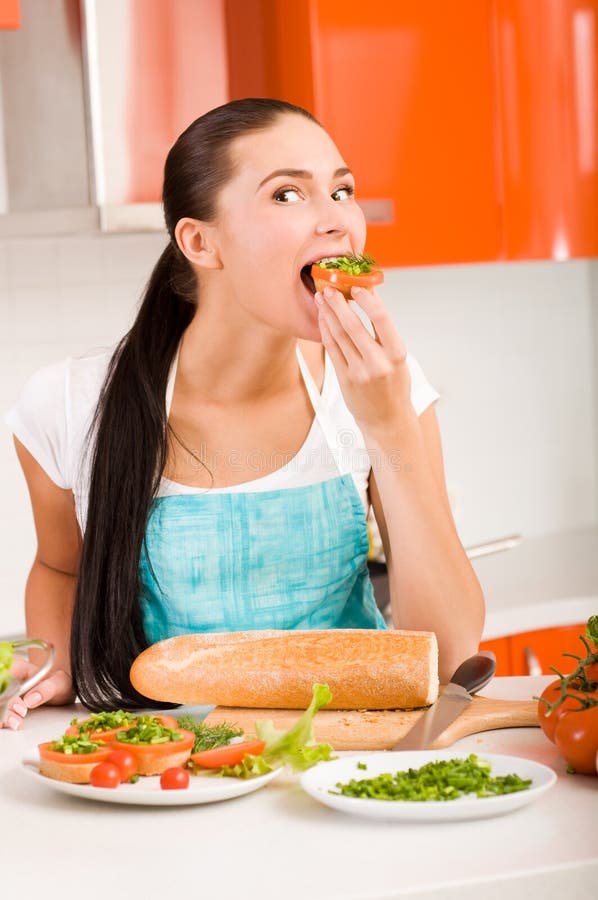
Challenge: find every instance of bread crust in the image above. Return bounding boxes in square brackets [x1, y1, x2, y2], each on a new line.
[39, 757, 103, 784]
[130, 629, 439, 709]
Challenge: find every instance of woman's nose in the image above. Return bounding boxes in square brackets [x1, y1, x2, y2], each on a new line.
[314, 197, 350, 236]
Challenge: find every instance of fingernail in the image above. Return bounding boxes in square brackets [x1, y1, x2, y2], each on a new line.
[6, 715, 21, 730]
[351, 285, 362, 298]
[314, 292, 323, 306]
[13, 700, 27, 717]
[323, 286, 334, 299]
[25, 692, 42, 708]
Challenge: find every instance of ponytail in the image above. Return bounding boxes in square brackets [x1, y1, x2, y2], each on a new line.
[71, 243, 193, 709]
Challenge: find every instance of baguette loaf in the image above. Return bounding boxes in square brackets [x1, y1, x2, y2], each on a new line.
[130, 629, 439, 709]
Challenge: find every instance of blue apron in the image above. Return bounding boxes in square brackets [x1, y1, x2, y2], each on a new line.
[139, 345, 387, 642]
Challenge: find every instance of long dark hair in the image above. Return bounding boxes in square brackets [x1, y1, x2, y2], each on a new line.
[71, 99, 320, 710]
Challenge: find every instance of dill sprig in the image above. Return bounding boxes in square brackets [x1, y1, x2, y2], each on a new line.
[176, 715, 243, 753]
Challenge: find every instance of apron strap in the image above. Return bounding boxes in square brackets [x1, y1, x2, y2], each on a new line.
[295, 344, 351, 477]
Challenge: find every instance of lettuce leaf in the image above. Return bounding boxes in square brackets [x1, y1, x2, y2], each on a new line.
[199, 683, 336, 780]
[255, 682, 336, 773]
[0, 642, 14, 694]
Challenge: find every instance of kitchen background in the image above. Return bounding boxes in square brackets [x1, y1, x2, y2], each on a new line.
[0, 1, 596, 672]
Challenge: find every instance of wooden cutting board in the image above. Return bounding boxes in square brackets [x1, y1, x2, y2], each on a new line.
[203, 696, 538, 750]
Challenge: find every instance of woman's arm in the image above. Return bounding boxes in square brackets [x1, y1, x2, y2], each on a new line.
[368, 403, 485, 683]
[315, 285, 484, 683]
[3, 438, 81, 728]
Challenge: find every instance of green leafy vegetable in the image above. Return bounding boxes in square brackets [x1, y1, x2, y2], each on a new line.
[192, 683, 336, 780]
[175, 716, 243, 754]
[0, 642, 14, 694]
[116, 715, 182, 745]
[316, 254, 377, 275]
[49, 734, 106, 755]
[331, 754, 532, 801]
[70, 709, 137, 734]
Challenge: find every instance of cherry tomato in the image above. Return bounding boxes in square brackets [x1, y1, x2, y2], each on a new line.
[554, 705, 598, 775]
[106, 749, 138, 782]
[537, 680, 589, 742]
[90, 762, 121, 789]
[160, 767, 190, 790]
[190, 740, 266, 769]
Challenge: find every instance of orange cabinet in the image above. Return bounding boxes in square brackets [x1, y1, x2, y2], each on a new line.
[0, 0, 19, 29]
[494, 0, 598, 260]
[225, 0, 598, 266]
[478, 636, 511, 676]
[480, 622, 588, 675]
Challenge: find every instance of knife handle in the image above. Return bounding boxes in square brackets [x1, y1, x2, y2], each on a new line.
[450, 651, 496, 694]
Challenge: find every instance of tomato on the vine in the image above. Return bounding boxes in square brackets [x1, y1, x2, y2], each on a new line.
[554, 705, 598, 775]
[537, 680, 591, 743]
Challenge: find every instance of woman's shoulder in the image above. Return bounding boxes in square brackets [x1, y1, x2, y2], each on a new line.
[4, 343, 118, 489]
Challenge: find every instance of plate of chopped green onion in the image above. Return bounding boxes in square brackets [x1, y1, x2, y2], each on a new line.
[299, 751, 556, 822]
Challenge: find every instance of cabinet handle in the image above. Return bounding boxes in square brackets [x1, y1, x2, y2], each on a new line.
[465, 534, 522, 559]
[524, 646, 542, 676]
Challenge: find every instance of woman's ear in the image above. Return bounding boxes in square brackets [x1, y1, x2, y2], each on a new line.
[174, 218, 223, 270]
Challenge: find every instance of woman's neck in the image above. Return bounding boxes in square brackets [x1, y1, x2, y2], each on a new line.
[174, 307, 305, 405]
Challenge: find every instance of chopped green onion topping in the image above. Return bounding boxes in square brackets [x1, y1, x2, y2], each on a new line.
[116, 715, 182, 745]
[70, 709, 138, 733]
[330, 754, 532, 802]
[316, 254, 377, 275]
[49, 734, 105, 755]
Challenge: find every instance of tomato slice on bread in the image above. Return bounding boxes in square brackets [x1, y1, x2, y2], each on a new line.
[38, 741, 113, 784]
[190, 739, 266, 769]
[114, 723, 195, 776]
[311, 263, 384, 300]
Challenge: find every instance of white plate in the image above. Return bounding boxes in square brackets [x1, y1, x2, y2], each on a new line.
[22, 750, 282, 806]
[299, 751, 557, 822]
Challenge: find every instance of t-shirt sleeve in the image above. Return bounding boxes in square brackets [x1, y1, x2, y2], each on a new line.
[4, 359, 71, 489]
[406, 352, 440, 416]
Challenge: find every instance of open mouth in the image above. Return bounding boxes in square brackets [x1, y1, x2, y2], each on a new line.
[300, 265, 316, 294]
[300, 257, 342, 295]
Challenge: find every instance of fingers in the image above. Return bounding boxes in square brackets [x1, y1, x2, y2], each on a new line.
[3, 696, 28, 731]
[2, 669, 73, 730]
[349, 286, 407, 363]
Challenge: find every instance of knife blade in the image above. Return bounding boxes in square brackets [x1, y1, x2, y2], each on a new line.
[392, 651, 496, 750]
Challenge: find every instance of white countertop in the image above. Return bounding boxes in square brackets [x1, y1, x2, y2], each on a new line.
[1, 676, 597, 900]
[472, 525, 598, 639]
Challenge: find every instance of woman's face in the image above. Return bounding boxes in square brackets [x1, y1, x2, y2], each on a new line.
[210, 113, 367, 342]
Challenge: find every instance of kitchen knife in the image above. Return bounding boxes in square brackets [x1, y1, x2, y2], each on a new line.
[392, 651, 497, 750]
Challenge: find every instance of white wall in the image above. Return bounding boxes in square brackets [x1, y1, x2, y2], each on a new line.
[0, 234, 596, 635]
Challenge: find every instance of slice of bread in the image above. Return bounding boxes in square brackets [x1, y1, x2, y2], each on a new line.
[130, 629, 439, 709]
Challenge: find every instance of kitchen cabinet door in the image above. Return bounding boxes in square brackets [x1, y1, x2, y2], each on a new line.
[494, 0, 598, 260]
[0, 0, 19, 29]
[479, 636, 511, 675]
[510, 622, 588, 676]
[225, 0, 502, 267]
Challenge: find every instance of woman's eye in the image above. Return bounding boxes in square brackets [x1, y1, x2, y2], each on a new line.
[332, 185, 355, 201]
[273, 187, 302, 203]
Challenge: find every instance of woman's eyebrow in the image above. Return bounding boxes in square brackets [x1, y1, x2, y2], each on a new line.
[257, 166, 353, 190]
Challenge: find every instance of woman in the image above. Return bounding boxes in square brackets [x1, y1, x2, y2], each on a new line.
[3, 98, 484, 728]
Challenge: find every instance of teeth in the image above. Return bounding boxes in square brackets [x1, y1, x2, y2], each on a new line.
[315, 256, 340, 265]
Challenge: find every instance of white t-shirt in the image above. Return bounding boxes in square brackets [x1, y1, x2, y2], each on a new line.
[4, 341, 440, 533]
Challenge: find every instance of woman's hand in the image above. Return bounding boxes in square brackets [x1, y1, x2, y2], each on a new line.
[315, 285, 413, 440]
[2, 657, 75, 730]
